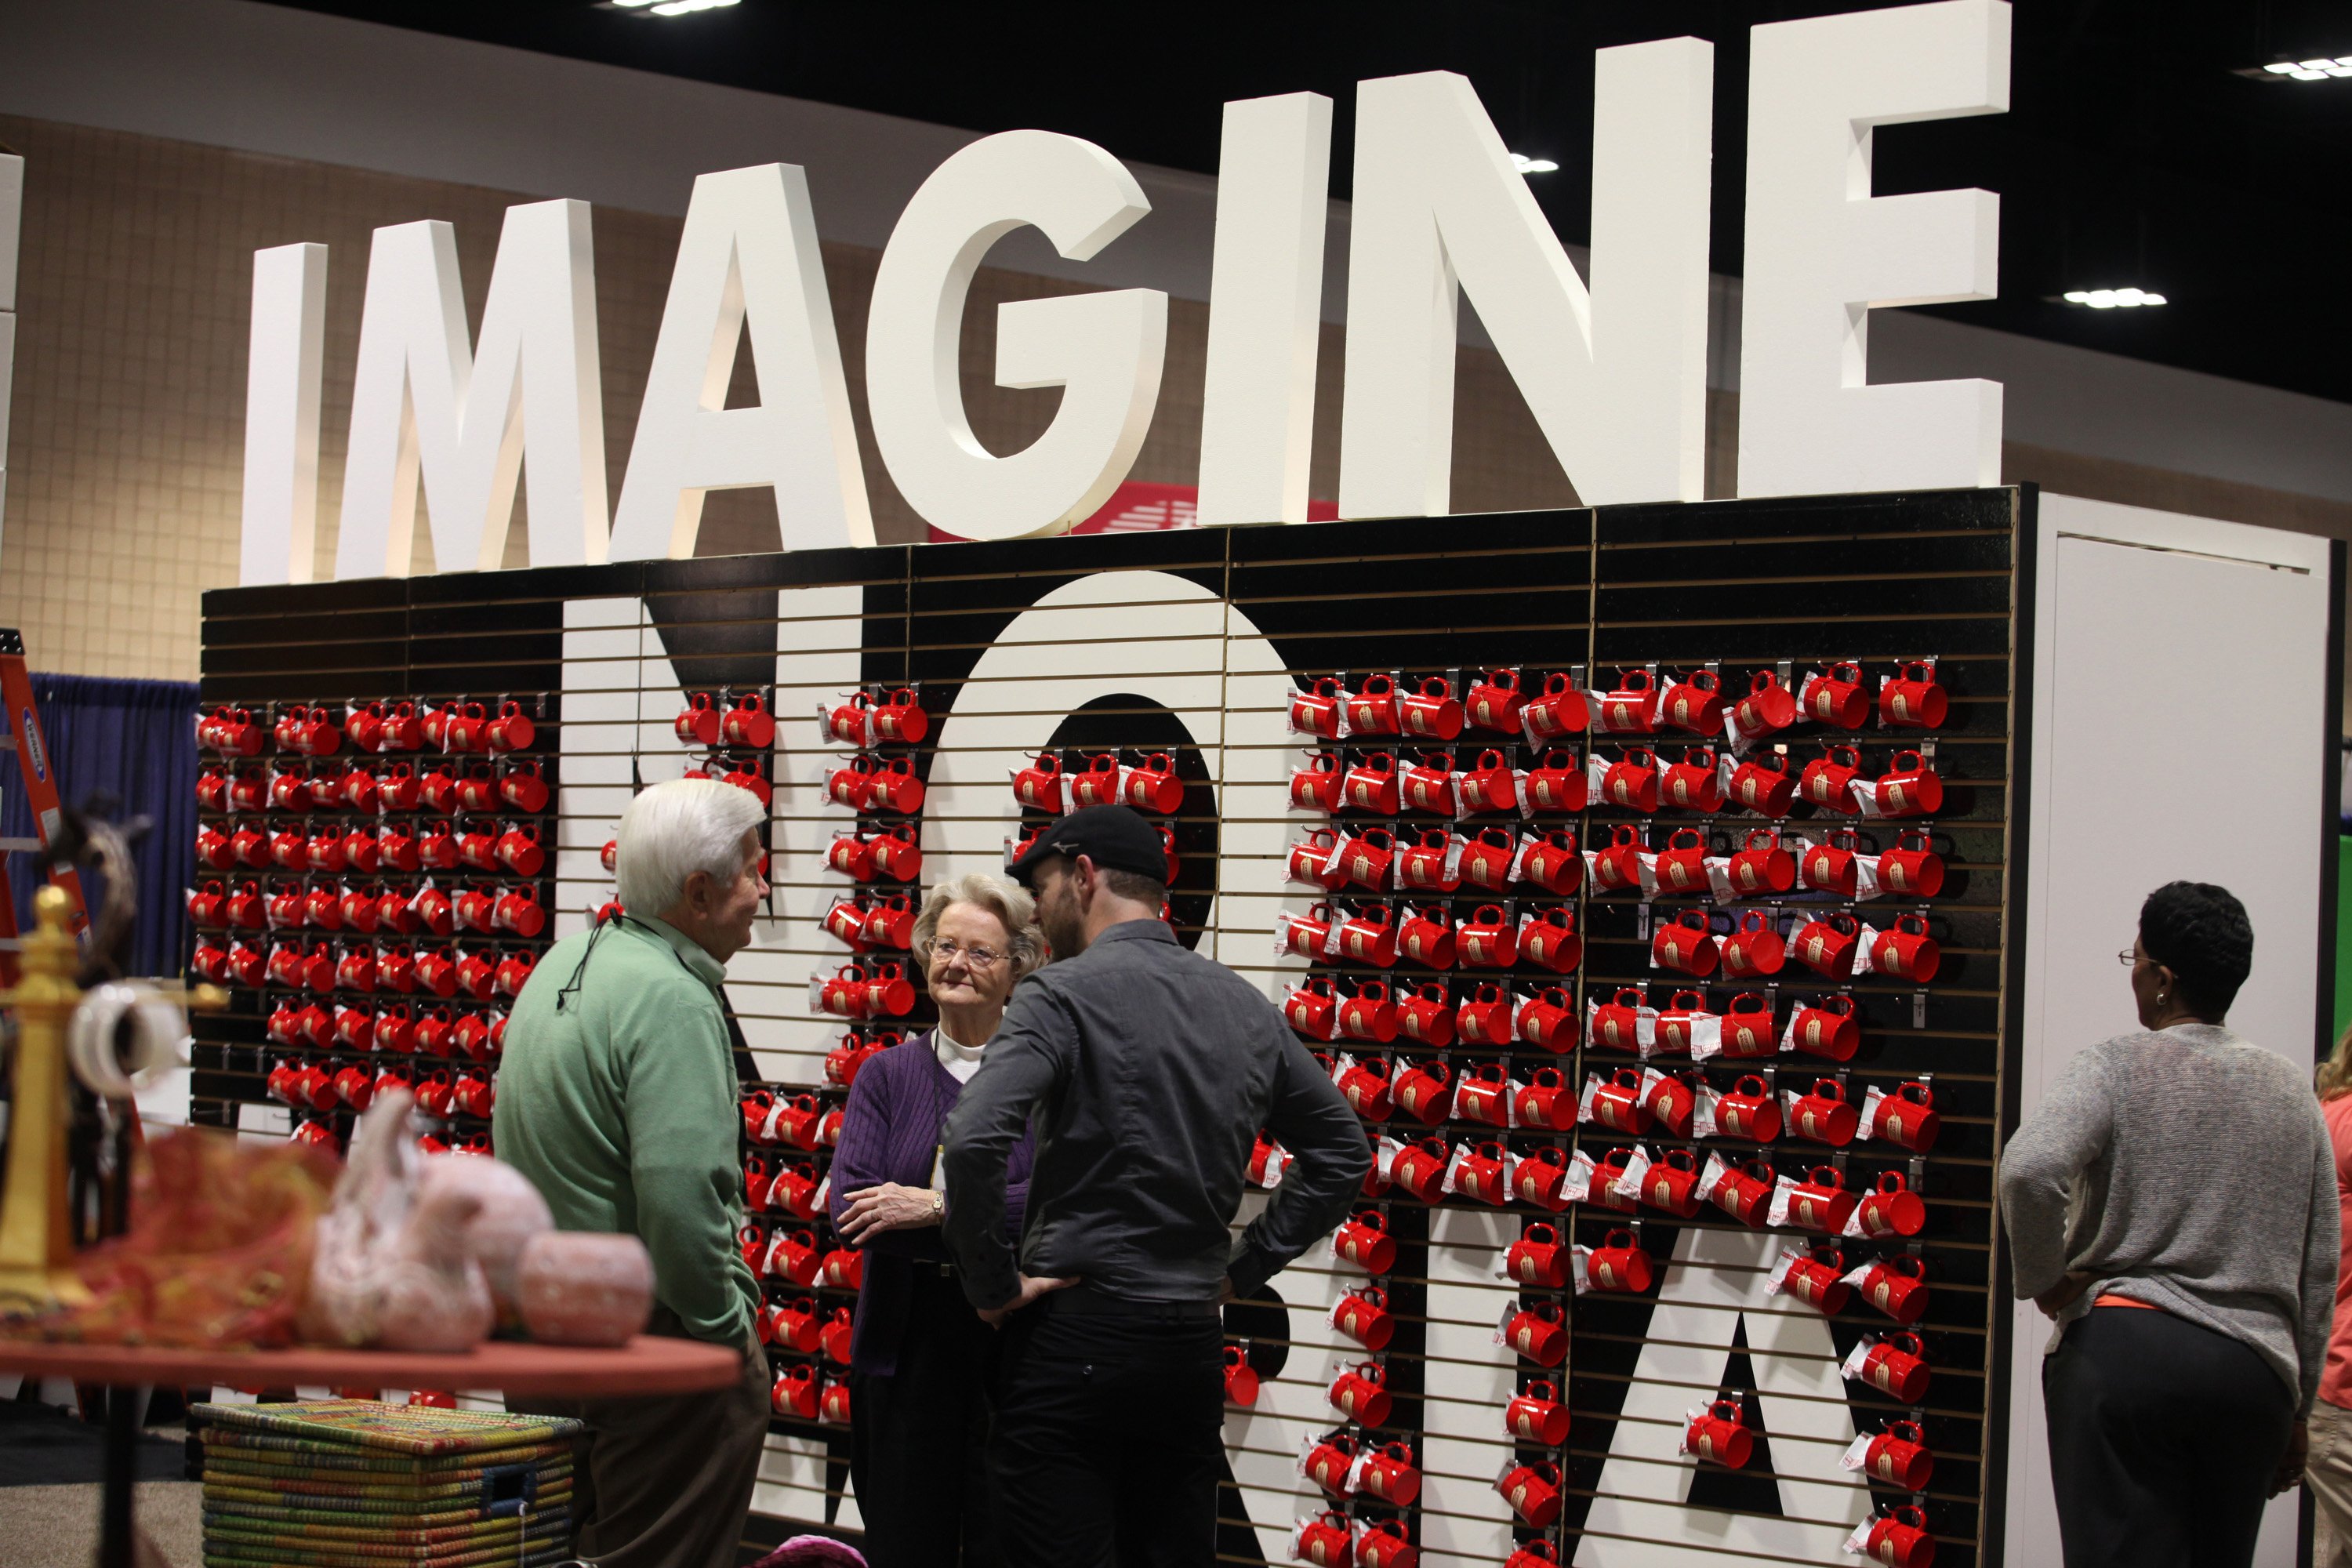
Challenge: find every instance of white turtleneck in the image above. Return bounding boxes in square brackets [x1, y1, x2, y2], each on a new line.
[935, 1024, 986, 1083]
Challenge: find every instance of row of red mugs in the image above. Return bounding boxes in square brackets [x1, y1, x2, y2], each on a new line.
[263, 997, 506, 1058]
[198, 758, 550, 816]
[1287, 661, 1946, 748]
[196, 938, 533, 999]
[198, 698, 542, 759]
[269, 1054, 495, 1118]
[197, 820, 549, 877]
[191, 880, 546, 940]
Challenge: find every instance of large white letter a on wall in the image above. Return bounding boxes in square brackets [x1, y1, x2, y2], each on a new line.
[609, 163, 874, 561]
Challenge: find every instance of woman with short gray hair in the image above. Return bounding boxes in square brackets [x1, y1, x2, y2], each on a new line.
[825, 871, 1044, 1566]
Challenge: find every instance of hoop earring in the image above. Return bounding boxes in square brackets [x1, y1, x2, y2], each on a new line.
[2156, 992, 2168, 1006]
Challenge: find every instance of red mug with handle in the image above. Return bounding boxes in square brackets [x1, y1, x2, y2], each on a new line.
[1290, 751, 1343, 812]
[1726, 751, 1797, 817]
[1521, 671, 1590, 740]
[1870, 1080, 1940, 1152]
[1584, 1228, 1654, 1294]
[1854, 1254, 1930, 1326]
[1877, 829, 1945, 897]
[1706, 1155, 1778, 1227]
[1344, 673, 1402, 736]
[1504, 1381, 1571, 1446]
[1523, 749, 1584, 813]
[1515, 988, 1577, 1053]
[1714, 1074, 1781, 1142]
[1874, 747, 1951, 812]
[1328, 1362, 1392, 1426]
[1799, 746, 1864, 814]
[1661, 669, 1726, 735]
[1788, 993, 1861, 1061]
[1465, 668, 1525, 732]
[1879, 661, 1947, 728]
[1721, 912, 1786, 980]
[1333, 1284, 1395, 1351]
[1852, 1171, 1929, 1239]
[1398, 676, 1463, 740]
[1853, 1504, 1929, 1568]
[1789, 913, 1862, 980]
[1733, 669, 1798, 736]
[1802, 662, 1870, 728]
[1503, 1300, 1567, 1367]
[1860, 1421, 1934, 1490]
[1788, 1078, 1860, 1145]
[1775, 1242, 1851, 1314]
[1870, 913, 1941, 982]
[1504, 1225, 1568, 1290]
[1505, 1457, 1562, 1533]
[1849, 1334, 1932, 1404]
[1686, 1400, 1754, 1468]
[1394, 983, 1455, 1047]
[1651, 909, 1719, 977]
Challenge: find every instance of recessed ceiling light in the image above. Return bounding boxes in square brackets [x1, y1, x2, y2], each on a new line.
[600, 0, 740, 14]
[2059, 287, 2167, 310]
[2238, 55, 2352, 82]
[1510, 153, 1560, 175]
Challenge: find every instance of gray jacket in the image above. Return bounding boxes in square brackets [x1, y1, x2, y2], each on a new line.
[1998, 1023, 2337, 1412]
[942, 919, 1370, 1312]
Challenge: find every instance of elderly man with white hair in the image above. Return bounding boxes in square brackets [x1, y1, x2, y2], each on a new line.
[496, 777, 773, 1568]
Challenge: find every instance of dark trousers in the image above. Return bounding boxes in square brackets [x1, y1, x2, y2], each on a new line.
[985, 1298, 1224, 1568]
[508, 1305, 771, 1568]
[2044, 1305, 2295, 1568]
[850, 1267, 1003, 1567]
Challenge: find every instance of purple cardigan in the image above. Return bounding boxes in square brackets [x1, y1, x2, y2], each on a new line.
[826, 1032, 1033, 1376]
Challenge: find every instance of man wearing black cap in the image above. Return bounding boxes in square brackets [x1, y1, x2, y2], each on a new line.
[942, 804, 1370, 1567]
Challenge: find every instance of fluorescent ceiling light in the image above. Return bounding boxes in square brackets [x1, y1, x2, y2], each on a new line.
[1510, 153, 1559, 175]
[2060, 287, 2166, 309]
[602, 0, 739, 13]
[2241, 55, 2352, 81]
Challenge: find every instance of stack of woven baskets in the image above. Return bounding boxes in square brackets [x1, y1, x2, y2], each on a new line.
[192, 1398, 582, 1567]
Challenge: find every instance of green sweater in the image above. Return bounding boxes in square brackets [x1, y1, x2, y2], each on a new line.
[492, 913, 757, 1346]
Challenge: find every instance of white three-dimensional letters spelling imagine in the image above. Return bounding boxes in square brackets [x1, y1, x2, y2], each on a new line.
[236, 1, 2011, 587]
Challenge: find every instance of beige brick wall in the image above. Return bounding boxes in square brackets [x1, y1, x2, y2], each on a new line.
[0, 114, 1606, 679]
[27, 111, 2318, 684]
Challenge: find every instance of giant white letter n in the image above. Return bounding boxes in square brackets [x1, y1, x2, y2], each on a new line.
[1338, 44, 1714, 518]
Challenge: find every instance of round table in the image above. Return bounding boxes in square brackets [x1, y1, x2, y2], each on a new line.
[0, 1336, 742, 1568]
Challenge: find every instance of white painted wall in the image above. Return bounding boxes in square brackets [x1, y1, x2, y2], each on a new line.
[2010, 492, 2336, 1566]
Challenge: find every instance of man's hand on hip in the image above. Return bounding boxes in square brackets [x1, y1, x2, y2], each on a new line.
[978, 1274, 1080, 1328]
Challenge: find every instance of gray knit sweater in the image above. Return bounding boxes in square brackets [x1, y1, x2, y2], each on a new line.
[1999, 1023, 2337, 1414]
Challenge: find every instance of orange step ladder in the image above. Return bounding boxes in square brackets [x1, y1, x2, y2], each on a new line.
[0, 628, 93, 983]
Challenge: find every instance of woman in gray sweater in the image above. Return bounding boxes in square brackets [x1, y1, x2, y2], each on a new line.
[2000, 880, 2336, 1568]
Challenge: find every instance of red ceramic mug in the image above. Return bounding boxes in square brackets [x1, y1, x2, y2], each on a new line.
[1652, 909, 1719, 978]
[1592, 670, 1657, 735]
[1521, 671, 1589, 741]
[1777, 1242, 1851, 1314]
[1721, 912, 1786, 980]
[1394, 678, 1461, 742]
[1879, 661, 1947, 729]
[1327, 1362, 1392, 1426]
[1515, 987, 1577, 1053]
[1686, 1399, 1754, 1468]
[1505, 1457, 1562, 1533]
[1788, 1078, 1859, 1145]
[1333, 1284, 1395, 1351]
[1799, 746, 1864, 815]
[1871, 913, 1941, 982]
[1860, 1421, 1934, 1490]
[1789, 913, 1862, 980]
[1289, 752, 1342, 812]
[1877, 829, 1945, 897]
[1503, 1300, 1568, 1367]
[1599, 747, 1661, 813]
[1398, 751, 1457, 814]
[1662, 747, 1724, 811]
[1344, 673, 1401, 737]
[1852, 1171, 1929, 1239]
[1788, 993, 1861, 1061]
[1465, 668, 1525, 732]
[1394, 983, 1455, 1047]
[1504, 1225, 1569, 1290]
[1854, 1254, 1930, 1326]
[1504, 1380, 1571, 1446]
[1802, 662, 1869, 728]
[1661, 669, 1726, 735]
[1714, 1074, 1782, 1142]
[1584, 1228, 1653, 1294]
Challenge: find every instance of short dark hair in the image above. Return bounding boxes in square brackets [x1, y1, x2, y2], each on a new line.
[1100, 867, 1167, 907]
[2138, 880, 2254, 1017]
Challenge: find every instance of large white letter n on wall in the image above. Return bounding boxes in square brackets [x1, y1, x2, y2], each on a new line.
[1338, 45, 1715, 520]
[1737, 0, 2011, 499]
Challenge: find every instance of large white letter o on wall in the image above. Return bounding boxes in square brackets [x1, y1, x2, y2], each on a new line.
[922, 571, 1290, 988]
[866, 132, 1170, 543]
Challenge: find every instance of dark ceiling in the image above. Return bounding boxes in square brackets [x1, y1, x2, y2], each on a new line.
[267, 0, 2352, 405]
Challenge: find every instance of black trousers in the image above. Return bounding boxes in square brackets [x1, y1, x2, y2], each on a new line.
[985, 1298, 1225, 1568]
[850, 1267, 1003, 1568]
[506, 1305, 771, 1568]
[2044, 1305, 2296, 1568]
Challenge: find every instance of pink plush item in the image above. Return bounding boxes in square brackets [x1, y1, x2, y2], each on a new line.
[515, 1230, 655, 1346]
[749, 1538, 866, 1568]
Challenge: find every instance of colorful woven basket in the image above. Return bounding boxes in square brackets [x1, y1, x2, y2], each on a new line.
[192, 1399, 582, 1568]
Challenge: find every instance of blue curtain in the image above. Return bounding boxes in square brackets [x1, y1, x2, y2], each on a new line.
[2, 673, 198, 978]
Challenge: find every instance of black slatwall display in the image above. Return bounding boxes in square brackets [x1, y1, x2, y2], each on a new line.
[191, 485, 2031, 1567]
